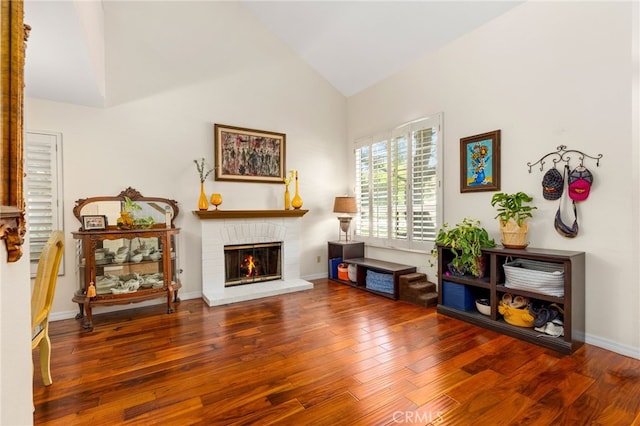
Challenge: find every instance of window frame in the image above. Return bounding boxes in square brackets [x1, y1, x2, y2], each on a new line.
[354, 113, 443, 252]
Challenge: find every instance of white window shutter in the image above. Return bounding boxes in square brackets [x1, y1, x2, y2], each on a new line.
[25, 131, 64, 276]
[354, 114, 442, 251]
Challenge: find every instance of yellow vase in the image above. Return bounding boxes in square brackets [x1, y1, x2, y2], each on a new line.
[198, 182, 209, 211]
[210, 193, 222, 210]
[116, 211, 134, 230]
[284, 185, 291, 210]
[291, 172, 303, 209]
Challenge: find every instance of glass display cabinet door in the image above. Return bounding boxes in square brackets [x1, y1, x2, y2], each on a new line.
[170, 232, 181, 287]
[93, 236, 164, 295]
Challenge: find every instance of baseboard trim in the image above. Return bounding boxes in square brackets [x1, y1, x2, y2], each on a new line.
[584, 333, 640, 360]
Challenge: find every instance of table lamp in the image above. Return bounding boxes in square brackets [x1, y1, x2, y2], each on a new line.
[333, 196, 357, 241]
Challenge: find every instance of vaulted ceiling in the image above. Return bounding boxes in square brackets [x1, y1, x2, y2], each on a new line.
[23, 0, 523, 108]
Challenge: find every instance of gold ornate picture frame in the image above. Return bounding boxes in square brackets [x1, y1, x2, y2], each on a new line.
[0, 0, 30, 262]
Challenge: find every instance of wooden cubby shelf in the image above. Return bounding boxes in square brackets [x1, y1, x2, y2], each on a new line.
[436, 245, 585, 354]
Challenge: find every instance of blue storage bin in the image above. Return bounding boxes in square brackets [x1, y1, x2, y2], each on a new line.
[366, 270, 393, 294]
[329, 257, 342, 279]
[442, 280, 475, 311]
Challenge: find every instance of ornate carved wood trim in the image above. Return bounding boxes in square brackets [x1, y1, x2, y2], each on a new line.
[0, 206, 25, 262]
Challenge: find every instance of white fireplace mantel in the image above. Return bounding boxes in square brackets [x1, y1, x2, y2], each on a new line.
[196, 210, 313, 306]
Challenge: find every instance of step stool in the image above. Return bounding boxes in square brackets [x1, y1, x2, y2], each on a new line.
[399, 272, 438, 308]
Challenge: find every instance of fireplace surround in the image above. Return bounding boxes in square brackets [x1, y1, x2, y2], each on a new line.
[196, 210, 312, 306]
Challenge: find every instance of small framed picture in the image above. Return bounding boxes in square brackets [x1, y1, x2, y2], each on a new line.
[460, 129, 501, 193]
[82, 215, 107, 231]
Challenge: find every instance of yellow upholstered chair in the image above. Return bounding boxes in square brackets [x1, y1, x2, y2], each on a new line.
[31, 230, 64, 386]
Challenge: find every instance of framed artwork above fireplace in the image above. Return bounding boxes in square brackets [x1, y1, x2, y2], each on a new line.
[214, 123, 286, 183]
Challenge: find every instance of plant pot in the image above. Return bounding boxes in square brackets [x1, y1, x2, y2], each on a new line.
[499, 220, 529, 249]
[448, 255, 487, 278]
[116, 211, 134, 230]
[447, 262, 466, 276]
[474, 255, 487, 279]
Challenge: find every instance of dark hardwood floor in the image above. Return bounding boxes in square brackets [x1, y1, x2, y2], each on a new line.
[33, 279, 640, 425]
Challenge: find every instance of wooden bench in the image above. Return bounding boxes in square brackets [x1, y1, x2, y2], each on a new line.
[343, 257, 416, 300]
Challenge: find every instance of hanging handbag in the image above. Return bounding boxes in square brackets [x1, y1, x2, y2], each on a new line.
[554, 165, 578, 238]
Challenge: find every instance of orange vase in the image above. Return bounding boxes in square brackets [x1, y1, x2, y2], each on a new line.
[198, 182, 209, 211]
[291, 172, 303, 209]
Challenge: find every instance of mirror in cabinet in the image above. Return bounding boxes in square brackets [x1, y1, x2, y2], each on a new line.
[73, 187, 179, 230]
[72, 188, 182, 330]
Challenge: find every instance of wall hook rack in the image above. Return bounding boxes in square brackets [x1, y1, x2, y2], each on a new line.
[527, 145, 603, 173]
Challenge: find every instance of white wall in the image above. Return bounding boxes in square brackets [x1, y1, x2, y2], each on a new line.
[0, 247, 33, 424]
[348, 1, 639, 358]
[25, 2, 346, 320]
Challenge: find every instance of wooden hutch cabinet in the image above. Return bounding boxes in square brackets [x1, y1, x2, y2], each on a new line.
[71, 188, 182, 329]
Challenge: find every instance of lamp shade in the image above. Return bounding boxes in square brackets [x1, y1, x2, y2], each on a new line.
[333, 196, 357, 214]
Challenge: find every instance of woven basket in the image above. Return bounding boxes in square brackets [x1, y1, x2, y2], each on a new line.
[500, 230, 528, 249]
[499, 221, 528, 249]
[503, 258, 564, 297]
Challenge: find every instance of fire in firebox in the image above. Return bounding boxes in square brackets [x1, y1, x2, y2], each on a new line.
[241, 255, 259, 277]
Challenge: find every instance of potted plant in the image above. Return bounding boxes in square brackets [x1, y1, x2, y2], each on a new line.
[431, 218, 495, 278]
[133, 215, 155, 229]
[117, 196, 155, 229]
[116, 196, 139, 229]
[490, 191, 537, 249]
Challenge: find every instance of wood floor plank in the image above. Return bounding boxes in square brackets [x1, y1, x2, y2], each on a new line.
[267, 373, 360, 408]
[406, 368, 473, 407]
[350, 397, 420, 426]
[228, 398, 306, 426]
[406, 339, 489, 388]
[277, 391, 362, 425]
[33, 279, 640, 425]
[512, 370, 594, 425]
[349, 367, 417, 401]
[123, 396, 204, 426]
[454, 391, 536, 425]
[374, 394, 458, 426]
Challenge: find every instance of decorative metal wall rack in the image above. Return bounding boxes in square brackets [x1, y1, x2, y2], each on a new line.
[527, 145, 603, 173]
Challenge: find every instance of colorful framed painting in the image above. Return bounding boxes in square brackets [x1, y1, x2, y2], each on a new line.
[214, 124, 286, 183]
[460, 130, 501, 193]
